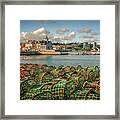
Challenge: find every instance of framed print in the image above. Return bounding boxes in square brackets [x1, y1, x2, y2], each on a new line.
[0, 0, 119, 119]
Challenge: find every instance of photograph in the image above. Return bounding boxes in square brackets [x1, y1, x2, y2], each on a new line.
[20, 20, 100, 100]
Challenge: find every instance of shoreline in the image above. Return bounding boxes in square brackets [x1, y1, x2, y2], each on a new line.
[20, 50, 100, 56]
[20, 52, 100, 56]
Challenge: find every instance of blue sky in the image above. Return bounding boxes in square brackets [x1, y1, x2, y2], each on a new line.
[20, 20, 100, 43]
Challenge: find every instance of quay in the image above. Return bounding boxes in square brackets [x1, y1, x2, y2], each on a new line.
[20, 50, 100, 55]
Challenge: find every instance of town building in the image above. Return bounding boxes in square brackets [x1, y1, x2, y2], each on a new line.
[46, 41, 53, 50]
[83, 42, 91, 49]
[92, 42, 97, 49]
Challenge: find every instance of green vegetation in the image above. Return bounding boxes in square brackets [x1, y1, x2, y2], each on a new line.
[20, 64, 100, 100]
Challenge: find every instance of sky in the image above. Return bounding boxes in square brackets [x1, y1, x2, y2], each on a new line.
[20, 20, 100, 43]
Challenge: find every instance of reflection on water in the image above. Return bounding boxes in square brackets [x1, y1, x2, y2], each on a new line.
[20, 55, 100, 67]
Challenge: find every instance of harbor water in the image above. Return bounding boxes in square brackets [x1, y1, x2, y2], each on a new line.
[20, 55, 100, 67]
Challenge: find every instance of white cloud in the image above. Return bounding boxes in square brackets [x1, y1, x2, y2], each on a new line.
[48, 34, 54, 39]
[80, 37, 98, 43]
[79, 27, 92, 33]
[91, 32, 99, 35]
[33, 27, 49, 34]
[69, 32, 76, 37]
[82, 35, 95, 39]
[20, 27, 50, 41]
[20, 27, 77, 43]
[56, 28, 69, 34]
[20, 32, 27, 37]
[63, 32, 76, 40]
